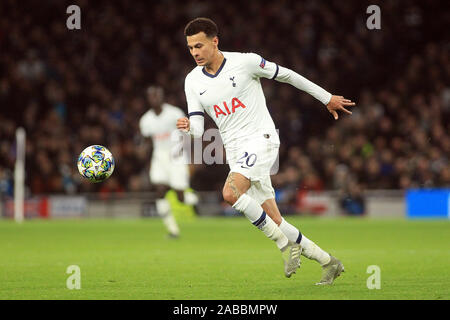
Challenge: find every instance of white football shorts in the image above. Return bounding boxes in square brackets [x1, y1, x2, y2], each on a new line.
[226, 131, 280, 205]
[149, 152, 189, 190]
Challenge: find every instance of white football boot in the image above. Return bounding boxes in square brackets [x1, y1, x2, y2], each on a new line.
[315, 256, 345, 285]
[281, 242, 302, 278]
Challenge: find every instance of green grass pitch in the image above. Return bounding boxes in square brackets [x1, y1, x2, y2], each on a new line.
[0, 216, 448, 300]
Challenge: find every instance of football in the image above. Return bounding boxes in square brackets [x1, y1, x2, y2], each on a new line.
[77, 145, 115, 183]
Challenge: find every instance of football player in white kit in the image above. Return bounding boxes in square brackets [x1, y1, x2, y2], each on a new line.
[177, 18, 355, 285]
[140, 86, 198, 238]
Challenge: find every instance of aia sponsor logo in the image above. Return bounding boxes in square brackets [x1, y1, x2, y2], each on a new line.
[213, 97, 247, 118]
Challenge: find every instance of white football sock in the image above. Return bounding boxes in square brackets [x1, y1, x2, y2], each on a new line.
[233, 194, 289, 250]
[183, 191, 199, 205]
[300, 235, 331, 266]
[155, 198, 179, 236]
[279, 218, 302, 244]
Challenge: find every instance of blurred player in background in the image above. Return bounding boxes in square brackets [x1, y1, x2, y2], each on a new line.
[177, 18, 355, 284]
[140, 85, 198, 238]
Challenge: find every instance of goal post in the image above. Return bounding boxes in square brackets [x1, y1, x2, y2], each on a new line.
[14, 127, 26, 223]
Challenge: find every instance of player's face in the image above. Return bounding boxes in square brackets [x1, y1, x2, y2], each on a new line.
[186, 32, 218, 66]
[146, 87, 164, 108]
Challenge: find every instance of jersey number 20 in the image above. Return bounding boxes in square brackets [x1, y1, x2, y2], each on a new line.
[237, 152, 257, 169]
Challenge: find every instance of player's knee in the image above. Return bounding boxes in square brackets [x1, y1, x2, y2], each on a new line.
[222, 186, 238, 206]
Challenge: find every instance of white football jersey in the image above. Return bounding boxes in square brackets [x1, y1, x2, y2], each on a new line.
[139, 103, 185, 156]
[184, 51, 281, 147]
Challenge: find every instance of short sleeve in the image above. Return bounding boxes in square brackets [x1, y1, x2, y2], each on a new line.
[243, 52, 279, 80]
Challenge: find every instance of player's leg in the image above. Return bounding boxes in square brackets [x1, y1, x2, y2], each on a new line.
[262, 198, 330, 264]
[262, 197, 344, 284]
[222, 172, 289, 251]
[174, 189, 199, 206]
[170, 162, 199, 210]
[245, 178, 302, 277]
[251, 134, 343, 283]
[175, 190, 184, 202]
[154, 184, 180, 238]
[173, 188, 199, 218]
[150, 157, 180, 237]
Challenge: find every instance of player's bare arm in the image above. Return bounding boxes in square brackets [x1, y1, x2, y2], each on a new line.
[326, 95, 356, 120]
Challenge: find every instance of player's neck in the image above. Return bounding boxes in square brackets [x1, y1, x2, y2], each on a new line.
[204, 51, 224, 74]
[153, 104, 163, 115]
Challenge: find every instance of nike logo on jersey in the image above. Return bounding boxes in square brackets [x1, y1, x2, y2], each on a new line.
[200, 90, 207, 95]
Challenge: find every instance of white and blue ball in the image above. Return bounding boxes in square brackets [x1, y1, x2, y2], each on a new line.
[77, 145, 115, 183]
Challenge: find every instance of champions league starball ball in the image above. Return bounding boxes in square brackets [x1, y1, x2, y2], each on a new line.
[77, 145, 115, 183]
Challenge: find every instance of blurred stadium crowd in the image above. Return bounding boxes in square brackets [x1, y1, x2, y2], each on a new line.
[0, 1, 449, 211]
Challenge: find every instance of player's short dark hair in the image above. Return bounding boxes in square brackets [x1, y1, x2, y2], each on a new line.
[184, 17, 218, 38]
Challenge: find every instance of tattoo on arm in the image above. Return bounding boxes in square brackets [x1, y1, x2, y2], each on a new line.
[226, 172, 241, 200]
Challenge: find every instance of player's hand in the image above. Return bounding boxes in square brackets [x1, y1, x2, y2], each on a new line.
[176, 117, 190, 132]
[326, 95, 355, 120]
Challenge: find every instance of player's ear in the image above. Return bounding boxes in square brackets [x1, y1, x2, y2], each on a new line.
[212, 36, 219, 47]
